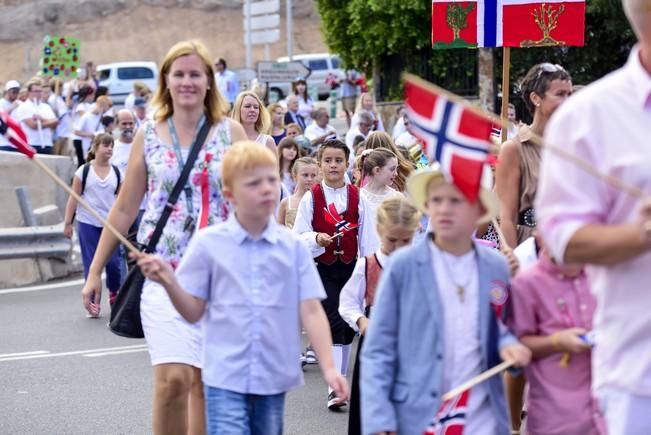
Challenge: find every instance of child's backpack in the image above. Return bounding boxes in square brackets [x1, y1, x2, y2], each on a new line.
[81, 163, 121, 195]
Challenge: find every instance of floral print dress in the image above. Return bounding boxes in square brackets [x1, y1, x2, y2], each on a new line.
[137, 117, 232, 269]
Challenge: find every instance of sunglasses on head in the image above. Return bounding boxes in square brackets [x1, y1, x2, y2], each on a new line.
[536, 63, 565, 79]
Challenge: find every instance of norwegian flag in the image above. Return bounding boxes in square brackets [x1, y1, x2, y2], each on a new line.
[424, 389, 471, 435]
[0, 112, 36, 158]
[404, 76, 492, 203]
[324, 203, 358, 235]
[432, 0, 585, 48]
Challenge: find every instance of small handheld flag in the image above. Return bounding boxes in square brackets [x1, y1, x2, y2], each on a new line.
[324, 203, 359, 235]
[0, 112, 36, 158]
[424, 389, 471, 435]
[404, 75, 492, 203]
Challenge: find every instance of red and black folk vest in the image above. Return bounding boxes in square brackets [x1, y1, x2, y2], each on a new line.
[311, 183, 359, 265]
[364, 254, 383, 307]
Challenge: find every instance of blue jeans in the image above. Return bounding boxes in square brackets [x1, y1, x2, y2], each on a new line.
[204, 386, 285, 435]
[77, 221, 122, 293]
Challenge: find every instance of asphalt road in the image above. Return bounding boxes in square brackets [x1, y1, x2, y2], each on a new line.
[0, 279, 354, 435]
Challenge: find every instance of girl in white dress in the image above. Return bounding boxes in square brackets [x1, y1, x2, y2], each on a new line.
[357, 148, 403, 257]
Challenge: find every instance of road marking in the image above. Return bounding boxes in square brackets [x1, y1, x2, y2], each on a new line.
[0, 278, 85, 295]
[0, 344, 147, 363]
[83, 348, 149, 357]
[0, 350, 49, 358]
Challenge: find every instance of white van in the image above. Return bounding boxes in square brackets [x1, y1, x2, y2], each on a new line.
[270, 53, 344, 101]
[97, 61, 158, 105]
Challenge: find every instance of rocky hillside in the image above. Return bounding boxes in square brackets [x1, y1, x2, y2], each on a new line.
[0, 0, 327, 83]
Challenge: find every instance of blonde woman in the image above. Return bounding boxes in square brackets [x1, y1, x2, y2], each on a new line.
[231, 90, 276, 152]
[351, 92, 385, 132]
[81, 39, 246, 435]
[267, 102, 287, 144]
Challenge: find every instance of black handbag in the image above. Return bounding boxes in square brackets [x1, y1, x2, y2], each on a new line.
[109, 120, 212, 338]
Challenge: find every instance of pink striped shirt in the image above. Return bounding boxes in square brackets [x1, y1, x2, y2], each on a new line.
[536, 45, 651, 395]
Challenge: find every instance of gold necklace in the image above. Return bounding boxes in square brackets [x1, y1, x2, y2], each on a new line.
[439, 250, 473, 303]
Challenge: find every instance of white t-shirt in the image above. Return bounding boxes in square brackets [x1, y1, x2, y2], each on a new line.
[304, 122, 337, 143]
[345, 126, 368, 152]
[111, 140, 148, 211]
[110, 140, 131, 175]
[124, 93, 136, 112]
[69, 101, 92, 140]
[75, 112, 102, 155]
[74, 163, 119, 227]
[13, 100, 56, 147]
[297, 97, 314, 124]
[0, 97, 17, 114]
[48, 94, 71, 139]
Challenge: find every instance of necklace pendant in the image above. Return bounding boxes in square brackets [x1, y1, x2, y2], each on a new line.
[457, 286, 465, 302]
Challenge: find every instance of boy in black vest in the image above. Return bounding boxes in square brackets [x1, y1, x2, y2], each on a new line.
[293, 139, 362, 410]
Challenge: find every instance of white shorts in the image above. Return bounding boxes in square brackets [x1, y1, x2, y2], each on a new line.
[140, 280, 202, 368]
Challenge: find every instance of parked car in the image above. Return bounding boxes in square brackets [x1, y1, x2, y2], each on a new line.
[268, 53, 345, 102]
[97, 61, 158, 105]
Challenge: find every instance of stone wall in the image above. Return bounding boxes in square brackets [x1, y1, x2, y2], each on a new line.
[0, 151, 76, 288]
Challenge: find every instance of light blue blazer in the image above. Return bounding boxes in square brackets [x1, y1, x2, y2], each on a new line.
[360, 237, 517, 435]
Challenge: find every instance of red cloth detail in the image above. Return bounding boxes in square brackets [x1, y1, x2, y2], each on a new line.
[311, 183, 359, 265]
[364, 254, 383, 307]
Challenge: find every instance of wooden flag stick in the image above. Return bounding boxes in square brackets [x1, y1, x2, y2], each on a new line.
[500, 47, 511, 144]
[403, 73, 647, 200]
[32, 157, 141, 257]
[442, 360, 515, 401]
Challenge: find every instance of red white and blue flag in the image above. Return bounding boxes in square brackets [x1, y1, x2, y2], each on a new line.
[404, 76, 492, 203]
[424, 389, 471, 435]
[0, 112, 36, 158]
[324, 203, 359, 235]
[432, 0, 585, 48]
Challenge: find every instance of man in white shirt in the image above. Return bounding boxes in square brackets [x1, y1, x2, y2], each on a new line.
[73, 95, 112, 161]
[214, 58, 240, 107]
[536, 2, 651, 433]
[345, 111, 373, 153]
[0, 80, 21, 152]
[133, 97, 148, 130]
[0, 80, 20, 115]
[110, 109, 145, 273]
[12, 79, 58, 154]
[284, 95, 307, 132]
[305, 108, 338, 147]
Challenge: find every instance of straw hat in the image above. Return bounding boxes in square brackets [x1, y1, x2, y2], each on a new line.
[406, 162, 499, 225]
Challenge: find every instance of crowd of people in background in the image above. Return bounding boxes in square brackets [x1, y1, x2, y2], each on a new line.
[2, 3, 650, 432]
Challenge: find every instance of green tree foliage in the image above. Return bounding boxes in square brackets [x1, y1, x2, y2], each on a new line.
[317, 0, 636, 101]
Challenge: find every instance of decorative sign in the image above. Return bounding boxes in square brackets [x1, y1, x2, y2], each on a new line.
[41, 35, 80, 78]
[432, 0, 585, 48]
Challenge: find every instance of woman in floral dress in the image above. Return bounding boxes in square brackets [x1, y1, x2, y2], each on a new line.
[81, 40, 247, 435]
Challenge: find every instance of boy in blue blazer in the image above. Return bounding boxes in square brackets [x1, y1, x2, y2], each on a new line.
[361, 163, 531, 435]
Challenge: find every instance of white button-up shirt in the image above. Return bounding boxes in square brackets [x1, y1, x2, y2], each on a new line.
[536, 45, 651, 395]
[293, 181, 365, 257]
[178, 215, 326, 395]
[339, 250, 387, 331]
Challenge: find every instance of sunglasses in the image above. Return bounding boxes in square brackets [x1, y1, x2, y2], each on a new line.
[536, 63, 565, 79]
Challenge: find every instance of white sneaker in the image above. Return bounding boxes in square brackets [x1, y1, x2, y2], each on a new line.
[327, 391, 346, 411]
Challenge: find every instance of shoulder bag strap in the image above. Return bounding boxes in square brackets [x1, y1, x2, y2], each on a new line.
[144, 119, 211, 253]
